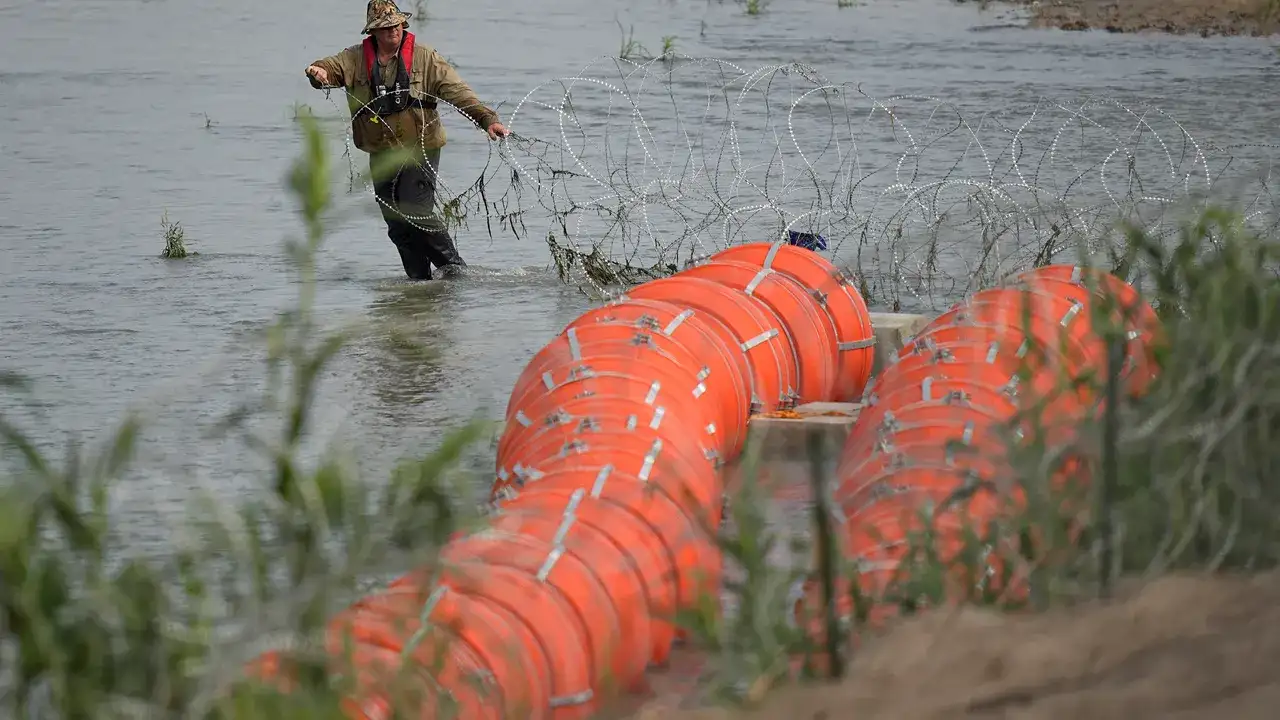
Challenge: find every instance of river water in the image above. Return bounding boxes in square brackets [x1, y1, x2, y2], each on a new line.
[1, 0, 1278, 554]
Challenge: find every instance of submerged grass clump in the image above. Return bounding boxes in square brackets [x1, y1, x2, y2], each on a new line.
[160, 210, 193, 259]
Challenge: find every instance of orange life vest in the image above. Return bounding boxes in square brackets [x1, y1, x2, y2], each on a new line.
[359, 31, 436, 117]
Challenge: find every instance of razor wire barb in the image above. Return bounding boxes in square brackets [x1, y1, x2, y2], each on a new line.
[315, 53, 1280, 310]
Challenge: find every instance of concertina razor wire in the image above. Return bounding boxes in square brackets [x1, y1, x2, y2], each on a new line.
[313, 53, 1280, 312]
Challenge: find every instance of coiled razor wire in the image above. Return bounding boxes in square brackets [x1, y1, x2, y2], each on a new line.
[316, 54, 1280, 311]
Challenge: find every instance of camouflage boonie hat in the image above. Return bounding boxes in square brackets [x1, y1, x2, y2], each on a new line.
[363, 0, 412, 34]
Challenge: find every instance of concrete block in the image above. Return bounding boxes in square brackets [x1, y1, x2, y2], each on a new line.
[869, 312, 931, 376]
[744, 402, 862, 461]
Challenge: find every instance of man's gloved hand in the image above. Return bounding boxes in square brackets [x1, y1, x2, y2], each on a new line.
[305, 65, 330, 86]
[486, 122, 510, 140]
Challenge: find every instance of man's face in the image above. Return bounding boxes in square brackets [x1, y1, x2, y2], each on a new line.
[372, 24, 403, 47]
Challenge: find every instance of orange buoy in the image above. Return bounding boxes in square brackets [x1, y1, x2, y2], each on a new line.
[837, 438, 1011, 496]
[884, 340, 1026, 384]
[332, 640, 493, 720]
[839, 482, 1013, 577]
[680, 259, 839, 404]
[867, 352, 1081, 420]
[496, 432, 723, 523]
[508, 331, 729, 433]
[709, 241, 876, 401]
[483, 505, 652, 693]
[496, 465, 721, 620]
[1017, 264, 1161, 383]
[897, 323, 1036, 367]
[496, 394, 718, 488]
[416, 563, 598, 718]
[1012, 274, 1159, 396]
[864, 357, 1017, 405]
[505, 352, 725, 455]
[623, 275, 798, 413]
[503, 364, 723, 460]
[566, 299, 752, 456]
[510, 322, 740, 445]
[836, 467, 1008, 555]
[511, 324, 706, 399]
[857, 375, 1018, 430]
[495, 425, 720, 514]
[499, 487, 677, 667]
[440, 520, 640, 696]
[926, 287, 1104, 376]
[330, 583, 552, 720]
[837, 401, 1010, 481]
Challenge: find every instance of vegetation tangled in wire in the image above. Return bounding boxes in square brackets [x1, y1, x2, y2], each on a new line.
[315, 54, 1279, 307]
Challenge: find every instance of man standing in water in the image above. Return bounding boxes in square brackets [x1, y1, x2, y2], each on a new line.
[304, 0, 509, 280]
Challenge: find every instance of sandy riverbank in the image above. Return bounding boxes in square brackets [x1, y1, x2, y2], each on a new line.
[998, 0, 1280, 37]
[625, 570, 1280, 718]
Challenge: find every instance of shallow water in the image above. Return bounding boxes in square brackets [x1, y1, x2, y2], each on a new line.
[1, 0, 1278, 554]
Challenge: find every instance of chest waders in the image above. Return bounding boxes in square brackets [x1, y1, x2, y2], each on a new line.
[363, 33, 467, 280]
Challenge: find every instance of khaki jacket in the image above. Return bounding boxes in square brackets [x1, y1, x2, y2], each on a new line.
[308, 42, 499, 154]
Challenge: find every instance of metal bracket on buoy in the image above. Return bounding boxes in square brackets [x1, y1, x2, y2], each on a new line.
[638, 439, 662, 482]
[663, 309, 693, 335]
[551, 689, 596, 709]
[590, 464, 614, 497]
[837, 337, 875, 351]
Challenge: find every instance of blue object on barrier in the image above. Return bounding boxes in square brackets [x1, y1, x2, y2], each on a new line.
[787, 230, 828, 252]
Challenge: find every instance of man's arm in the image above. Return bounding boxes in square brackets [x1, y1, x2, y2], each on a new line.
[425, 49, 500, 130]
[305, 46, 360, 89]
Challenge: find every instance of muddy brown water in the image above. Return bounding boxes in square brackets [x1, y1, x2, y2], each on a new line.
[1, 0, 1278, 562]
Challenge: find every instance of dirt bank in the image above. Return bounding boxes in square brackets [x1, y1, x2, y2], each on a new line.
[1005, 0, 1280, 37]
[627, 570, 1280, 718]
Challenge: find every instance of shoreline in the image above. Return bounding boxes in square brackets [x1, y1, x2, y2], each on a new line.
[973, 0, 1280, 37]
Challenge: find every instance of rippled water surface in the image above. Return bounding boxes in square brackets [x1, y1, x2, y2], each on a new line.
[1, 0, 1277, 551]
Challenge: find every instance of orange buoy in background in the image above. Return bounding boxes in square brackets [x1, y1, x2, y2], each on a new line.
[495, 395, 717, 493]
[566, 299, 753, 456]
[1018, 264, 1162, 387]
[709, 241, 876, 402]
[624, 275, 798, 413]
[680, 259, 839, 405]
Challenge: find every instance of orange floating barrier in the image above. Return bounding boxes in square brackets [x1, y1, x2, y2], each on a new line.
[1017, 264, 1162, 377]
[680, 258, 839, 405]
[708, 241, 876, 401]
[496, 465, 720, 619]
[837, 400, 1011, 481]
[1013, 271, 1161, 396]
[473, 509, 652, 695]
[417, 563, 598, 719]
[495, 394, 717, 491]
[496, 432, 723, 525]
[329, 582, 552, 720]
[506, 332, 729, 449]
[498, 488, 674, 668]
[334, 642, 489, 720]
[623, 275, 798, 413]
[437, 530, 627, 702]
[566, 299, 753, 456]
